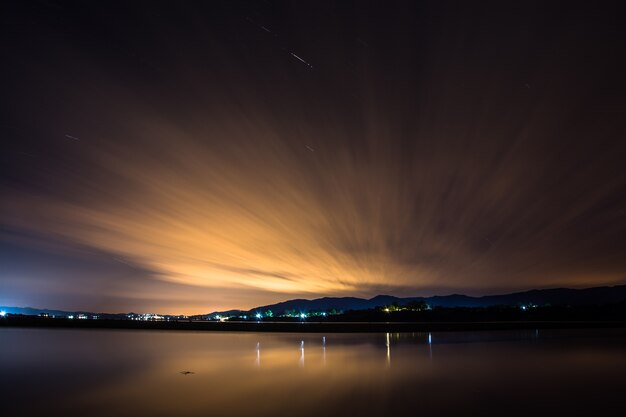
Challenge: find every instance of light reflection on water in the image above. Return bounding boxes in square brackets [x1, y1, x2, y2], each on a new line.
[1, 328, 624, 417]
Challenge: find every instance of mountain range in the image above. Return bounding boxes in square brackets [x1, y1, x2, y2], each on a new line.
[208, 284, 626, 317]
[3, 285, 625, 319]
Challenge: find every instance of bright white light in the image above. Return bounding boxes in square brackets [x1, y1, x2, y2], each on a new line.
[300, 313, 307, 319]
[0, 311, 6, 317]
[384, 308, 390, 313]
[68, 315, 74, 319]
[255, 313, 262, 319]
[321, 312, 326, 316]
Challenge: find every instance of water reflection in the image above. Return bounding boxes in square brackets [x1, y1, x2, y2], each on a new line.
[428, 332, 433, 359]
[386, 332, 391, 367]
[1, 328, 624, 417]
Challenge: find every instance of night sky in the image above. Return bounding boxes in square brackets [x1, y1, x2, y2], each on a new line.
[1, 1, 625, 314]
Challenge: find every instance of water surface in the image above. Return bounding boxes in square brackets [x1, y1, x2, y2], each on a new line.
[1, 328, 624, 416]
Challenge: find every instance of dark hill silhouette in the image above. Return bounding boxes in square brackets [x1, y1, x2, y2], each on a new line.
[207, 285, 626, 316]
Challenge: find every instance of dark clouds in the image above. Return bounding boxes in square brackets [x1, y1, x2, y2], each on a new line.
[1, 1, 625, 313]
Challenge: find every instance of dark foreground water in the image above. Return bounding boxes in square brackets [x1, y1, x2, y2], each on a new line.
[1, 328, 624, 417]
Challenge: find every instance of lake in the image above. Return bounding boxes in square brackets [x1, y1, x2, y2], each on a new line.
[1, 327, 624, 416]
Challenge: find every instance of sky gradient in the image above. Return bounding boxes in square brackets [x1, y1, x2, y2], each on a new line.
[2, 1, 625, 314]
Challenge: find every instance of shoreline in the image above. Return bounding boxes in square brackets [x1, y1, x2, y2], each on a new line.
[2, 316, 625, 333]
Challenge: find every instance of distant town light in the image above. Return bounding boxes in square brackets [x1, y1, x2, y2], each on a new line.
[255, 313, 262, 319]
[0, 311, 6, 317]
[300, 313, 307, 319]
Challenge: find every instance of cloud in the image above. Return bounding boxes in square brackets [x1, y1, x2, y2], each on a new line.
[1, 1, 625, 313]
